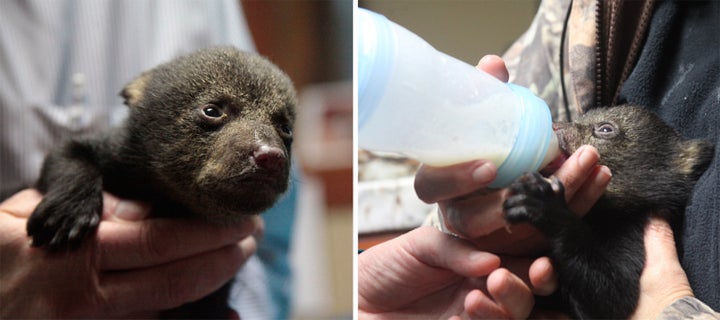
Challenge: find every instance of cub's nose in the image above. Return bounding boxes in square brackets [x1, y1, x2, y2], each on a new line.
[253, 145, 287, 174]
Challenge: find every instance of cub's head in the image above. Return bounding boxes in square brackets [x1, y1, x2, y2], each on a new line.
[121, 46, 296, 223]
[553, 105, 713, 210]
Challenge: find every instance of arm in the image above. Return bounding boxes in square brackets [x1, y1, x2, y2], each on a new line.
[27, 139, 105, 249]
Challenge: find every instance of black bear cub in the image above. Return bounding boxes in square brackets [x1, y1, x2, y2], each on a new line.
[503, 105, 713, 319]
[26, 47, 296, 318]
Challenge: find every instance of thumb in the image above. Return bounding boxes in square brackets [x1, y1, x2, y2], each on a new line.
[476, 55, 509, 82]
[644, 218, 681, 265]
[403, 226, 501, 278]
[631, 217, 693, 319]
[103, 192, 152, 221]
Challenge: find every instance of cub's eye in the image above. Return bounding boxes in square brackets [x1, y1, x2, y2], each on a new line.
[202, 105, 223, 118]
[279, 123, 292, 136]
[197, 104, 227, 127]
[598, 125, 613, 133]
[274, 114, 293, 138]
[593, 123, 618, 139]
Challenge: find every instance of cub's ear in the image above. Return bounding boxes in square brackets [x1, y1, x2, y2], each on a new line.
[675, 139, 714, 179]
[120, 72, 152, 108]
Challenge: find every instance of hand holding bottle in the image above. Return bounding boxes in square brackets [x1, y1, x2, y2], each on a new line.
[358, 9, 559, 188]
[414, 56, 613, 253]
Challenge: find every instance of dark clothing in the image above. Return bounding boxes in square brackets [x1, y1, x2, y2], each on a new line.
[504, 0, 719, 312]
[619, 0, 720, 309]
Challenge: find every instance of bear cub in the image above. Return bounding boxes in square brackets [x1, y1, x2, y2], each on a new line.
[503, 105, 713, 319]
[26, 47, 296, 317]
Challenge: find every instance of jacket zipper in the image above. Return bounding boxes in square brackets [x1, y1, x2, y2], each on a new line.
[594, 0, 656, 109]
[594, 0, 605, 109]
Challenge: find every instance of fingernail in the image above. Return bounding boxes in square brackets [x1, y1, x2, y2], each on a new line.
[239, 236, 258, 256]
[577, 146, 598, 168]
[468, 251, 501, 271]
[468, 250, 494, 262]
[472, 162, 496, 185]
[598, 165, 612, 184]
[115, 200, 149, 221]
[477, 54, 496, 66]
[487, 269, 512, 298]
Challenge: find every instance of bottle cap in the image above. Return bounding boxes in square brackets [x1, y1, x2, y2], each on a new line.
[489, 84, 554, 188]
[357, 9, 394, 130]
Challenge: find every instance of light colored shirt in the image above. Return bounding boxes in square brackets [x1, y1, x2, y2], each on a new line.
[0, 1, 286, 319]
[0, 0, 254, 195]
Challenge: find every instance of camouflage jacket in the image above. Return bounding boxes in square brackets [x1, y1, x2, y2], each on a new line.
[504, 0, 656, 121]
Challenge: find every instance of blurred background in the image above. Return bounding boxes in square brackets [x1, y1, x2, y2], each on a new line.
[0, 0, 352, 319]
[244, 1, 353, 319]
[359, 0, 538, 65]
[357, 1, 539, 249]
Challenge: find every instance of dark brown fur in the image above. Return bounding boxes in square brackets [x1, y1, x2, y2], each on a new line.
[504, 105, 713, 319]
[26, 47, 296, 318]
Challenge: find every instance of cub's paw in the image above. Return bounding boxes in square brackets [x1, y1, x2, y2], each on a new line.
[27, 191, 102, 251]
[503, 172, 568, 231]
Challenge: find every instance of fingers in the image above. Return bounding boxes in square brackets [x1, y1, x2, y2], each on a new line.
[631, 218, 693, 319]
[459, 144, 601, 318]
[566, 164, 612, 215]
[528, 257, 558, 296]
[487, 268, 534, 318]
[501, 255, 558, 296]
[463, 256, 558, 319]
[97, 215, 262, 270]
[0, 189, 43, 218]
[463, 268, 534, 320]
[413, 54, 509, 204]
[463, 289, 508, 319]
[416, 145, 606, 238]
[553, 145, 599, 196]
[414, 161, 503, 238]
[1, 189, 260, 317]
[552, 145, 606, 215]
[442, 189, 507, 238]
[415, 160, 497, 204]
[100, 237, 257, 314]
[642, 218, 690, 292]
[359, 226, 501, 313]
[643, 218, 680, 264]
[413, 54, 510, 240]
[405, 226, 501, 278]
[476, 55, 510, 82]
[102, 193, 151, 221]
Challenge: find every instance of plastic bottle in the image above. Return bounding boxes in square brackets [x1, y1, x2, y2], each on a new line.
[357, 8, 559, 188]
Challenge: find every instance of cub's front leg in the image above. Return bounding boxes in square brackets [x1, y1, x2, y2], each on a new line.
[502, 172, 583, 237]
[27, 140, 105, 251]
[502, 172, 643, 319]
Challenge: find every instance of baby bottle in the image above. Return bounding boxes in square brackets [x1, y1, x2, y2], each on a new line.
[357, 8, 559, 188]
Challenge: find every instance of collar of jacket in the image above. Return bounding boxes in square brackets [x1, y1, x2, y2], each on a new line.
[566, 0, 655, 112]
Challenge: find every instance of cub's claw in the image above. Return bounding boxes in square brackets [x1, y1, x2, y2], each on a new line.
[27, 191, 102, 251]
[503, 172, 569, 235]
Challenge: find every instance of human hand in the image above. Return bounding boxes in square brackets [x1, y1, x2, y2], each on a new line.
[0, 189, 261, 318]
[414, 55, 611, 255]
[631, 217, 693, 319]
[358, 226, 558, 319]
